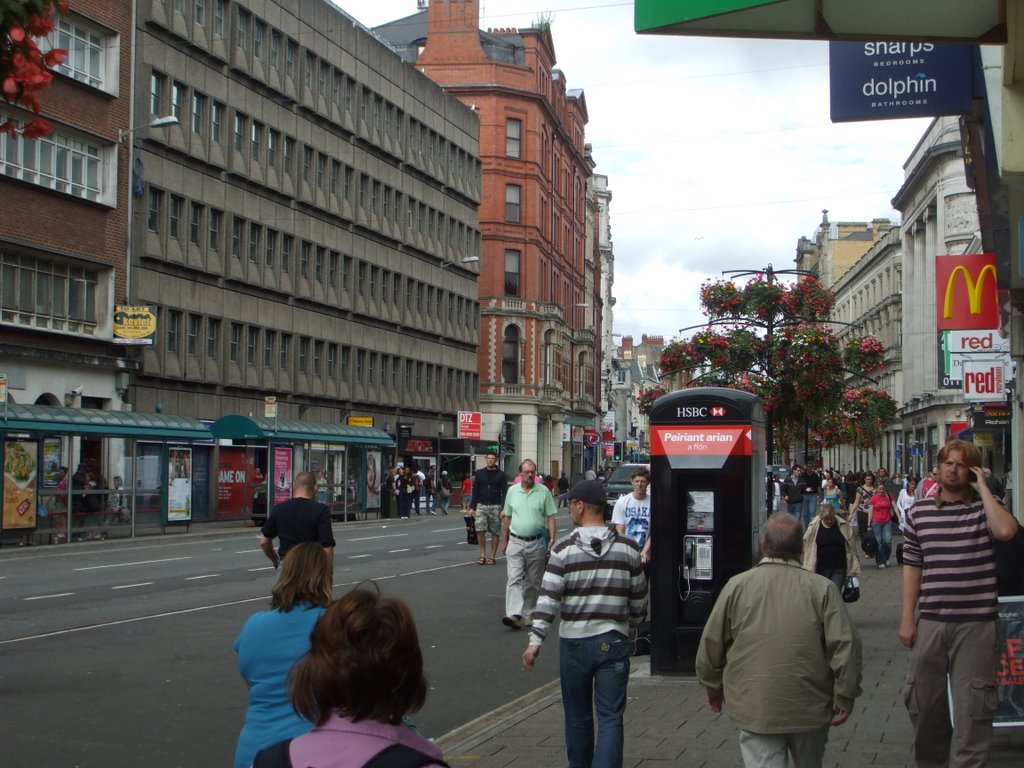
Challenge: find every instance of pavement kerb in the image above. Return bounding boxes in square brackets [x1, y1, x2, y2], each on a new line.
[436, 677, 563, 754]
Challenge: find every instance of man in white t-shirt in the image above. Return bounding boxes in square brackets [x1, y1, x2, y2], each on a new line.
[611, 465, 652, 565]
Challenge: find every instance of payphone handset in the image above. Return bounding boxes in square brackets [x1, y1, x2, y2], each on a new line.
[683, 534, 713, 580]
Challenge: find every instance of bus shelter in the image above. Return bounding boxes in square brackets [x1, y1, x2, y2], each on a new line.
[0, 404, 212, 545]
[209, 416, 394, 523]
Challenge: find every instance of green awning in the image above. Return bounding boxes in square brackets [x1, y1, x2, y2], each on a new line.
[211, 415, 394, 446]
[0, 404, 211, 439]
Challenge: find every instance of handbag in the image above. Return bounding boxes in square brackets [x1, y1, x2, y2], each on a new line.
[861, 527, 878, 557]
[842, 576, 860, 603]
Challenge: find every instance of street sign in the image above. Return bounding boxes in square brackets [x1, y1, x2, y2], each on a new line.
[0, 374, 6, 404]
[348, 416, 374, 427]
[264, 396, 277, 418]
[458, 410, 482, 440]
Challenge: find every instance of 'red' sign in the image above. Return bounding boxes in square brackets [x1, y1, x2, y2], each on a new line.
[936, 253, 999, 330]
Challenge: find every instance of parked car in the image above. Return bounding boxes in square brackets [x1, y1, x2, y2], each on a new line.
[604, 463, 649, 519]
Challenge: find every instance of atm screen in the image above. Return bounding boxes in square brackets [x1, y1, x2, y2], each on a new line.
[686, 490, 715, 532]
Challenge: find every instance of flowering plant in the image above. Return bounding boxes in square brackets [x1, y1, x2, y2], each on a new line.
[1, 1, 68, 139]
[637, 384, 670, 416]
[780, 277, 834, 318]
[843, 335, 885, 374]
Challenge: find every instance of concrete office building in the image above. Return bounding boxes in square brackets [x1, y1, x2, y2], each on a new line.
[130, 0, 482, 438]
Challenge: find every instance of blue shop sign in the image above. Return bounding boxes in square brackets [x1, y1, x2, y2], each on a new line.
[829, 41, 972, 123]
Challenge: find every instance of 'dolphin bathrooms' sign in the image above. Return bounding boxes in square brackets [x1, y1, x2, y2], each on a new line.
[829, 41, 972, 123]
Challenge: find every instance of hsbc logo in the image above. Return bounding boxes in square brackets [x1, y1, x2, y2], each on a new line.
[676, 406, 728, 419]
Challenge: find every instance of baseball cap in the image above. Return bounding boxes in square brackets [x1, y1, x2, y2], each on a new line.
[441, 470, 448, 475]
[567, 480, 606, 507]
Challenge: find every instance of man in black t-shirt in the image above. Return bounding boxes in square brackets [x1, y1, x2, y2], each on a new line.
[259, 471, 336, 570]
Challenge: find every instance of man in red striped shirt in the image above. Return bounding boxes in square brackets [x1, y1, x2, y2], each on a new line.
[899, 439, 1019, 768]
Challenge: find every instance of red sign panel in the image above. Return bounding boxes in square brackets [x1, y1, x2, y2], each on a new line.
[936, 253, 999, 330]
[651, 426, 753, 457]
[458, 410, 481, 440]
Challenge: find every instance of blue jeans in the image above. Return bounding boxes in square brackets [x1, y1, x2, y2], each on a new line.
[871, 521, 893, 566]
[786, 501, 802, 517]
[801, 494, 818, 528]
[559, 631, 631, 768]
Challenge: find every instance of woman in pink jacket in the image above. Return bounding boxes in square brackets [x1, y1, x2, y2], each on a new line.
[252, 587, 447, 767]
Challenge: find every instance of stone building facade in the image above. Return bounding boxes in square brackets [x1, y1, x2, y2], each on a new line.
[130, 0, 482, 435]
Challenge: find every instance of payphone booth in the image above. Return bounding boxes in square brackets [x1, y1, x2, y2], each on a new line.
[649, 388, 766, 675]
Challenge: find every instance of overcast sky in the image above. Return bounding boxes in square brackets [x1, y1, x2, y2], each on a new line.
[331, 0, 933, 343]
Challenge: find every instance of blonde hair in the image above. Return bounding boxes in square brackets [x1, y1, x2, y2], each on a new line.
[271, 542, 333, 611]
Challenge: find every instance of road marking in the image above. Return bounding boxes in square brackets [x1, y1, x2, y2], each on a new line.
[236, 549, 261, 554]
[74, 556, 192, 572]
[388, 548, 410, 553]
[433, 527, 463, 533]
[112, 582, 154, 590]
[425, 544, 443, 549]
[24, 592, 75, 601]
[185, 574, 220, 581]
[349, 533, 409, 542]
[0, 561, 474, 644]
[348, 554, 372, 559]
[248, 566, 275, 572]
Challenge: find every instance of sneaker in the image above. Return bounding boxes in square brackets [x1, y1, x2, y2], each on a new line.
[522, 617, 534, 627]
[501, 615, 522, 630]
[877, 564, 886, 570]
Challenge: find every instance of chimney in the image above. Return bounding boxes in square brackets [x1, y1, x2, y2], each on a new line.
[419, 0, 487, 64]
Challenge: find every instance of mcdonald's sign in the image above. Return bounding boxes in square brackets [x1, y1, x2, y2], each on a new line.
[936, 253, 999, 330]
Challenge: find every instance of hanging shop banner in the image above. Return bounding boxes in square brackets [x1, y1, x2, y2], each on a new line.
[167, 446, 193, 522]
[936, 253, 999, 330]
[3, 440, 38, 530]
[113, 305, 158, 345]
[458, 411, 482, 440]
[938, 330, 1011, 390]
[995, 597, 1024, 727]
[963, 360, 1006, 402]
[273, 446, 293, 504]
[829, 42, 972, 122]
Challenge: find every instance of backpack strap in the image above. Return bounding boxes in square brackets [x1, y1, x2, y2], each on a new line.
[363, 743, 450, 768]
[252, 739, 293, 768]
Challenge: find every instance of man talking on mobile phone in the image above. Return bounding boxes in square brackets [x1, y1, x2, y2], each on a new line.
[899, 439, 1019, 768]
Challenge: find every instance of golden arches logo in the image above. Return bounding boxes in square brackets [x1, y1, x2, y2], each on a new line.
[942, 264, 996, 319]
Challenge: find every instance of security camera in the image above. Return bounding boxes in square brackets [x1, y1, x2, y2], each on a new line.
[70, 385, 85, 396]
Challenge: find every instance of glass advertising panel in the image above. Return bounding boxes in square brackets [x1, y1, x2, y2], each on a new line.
[3, 440, 38, 529]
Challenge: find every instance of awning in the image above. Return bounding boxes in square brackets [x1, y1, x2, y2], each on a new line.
[211, 415, 394, 446]
[0, 404, 211, 439]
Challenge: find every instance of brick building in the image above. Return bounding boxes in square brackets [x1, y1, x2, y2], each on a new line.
[0, 0, 133, 409]
[376, 0, 602, 477]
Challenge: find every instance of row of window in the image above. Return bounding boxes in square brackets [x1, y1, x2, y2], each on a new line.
[144, 187, 479, 328]
[150, 0, 481, 194]
[0, 252, 98, 334]
[160, 311, 478, 398]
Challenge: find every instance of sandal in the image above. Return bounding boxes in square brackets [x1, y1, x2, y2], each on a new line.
[486, 558, 496, 565]
[477, 556, 487, 565]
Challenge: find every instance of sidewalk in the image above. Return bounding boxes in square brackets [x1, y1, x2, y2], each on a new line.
[437, 559, 1024, 767]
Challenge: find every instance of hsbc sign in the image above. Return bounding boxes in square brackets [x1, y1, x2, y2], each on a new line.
[676, 406, 727, 419]
[962, 361, 1005, 402]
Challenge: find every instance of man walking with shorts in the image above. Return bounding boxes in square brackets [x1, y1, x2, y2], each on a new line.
[469, 451, 507, 566]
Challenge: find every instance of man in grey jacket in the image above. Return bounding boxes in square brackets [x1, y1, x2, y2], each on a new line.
[696, 513, 862, 768]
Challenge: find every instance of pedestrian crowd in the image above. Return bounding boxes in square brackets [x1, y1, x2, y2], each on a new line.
[236, 439, 1021, 768]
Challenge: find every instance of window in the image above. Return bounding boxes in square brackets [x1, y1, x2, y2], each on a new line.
[504, 249, 520, 296]
[286, 40, 297, 80]
[316, 152, 326, 189]
[343, 165, 352, 200]
[283, 136, 295, 176]
[189, 202, 202, 245]
[235, 7, 249, 51]
[281, 235, 292, 273]
[187, 314, 200, 356]
[263, 330, 275, 367]
[168, 195, 182, 239]
[328, 250, 339, 287]
[270, 30, 281, 70]
[505, 184, 521, 223]
[250, 122, 262, 160]
[206, 318, 219, 359]
[0, 253, 100, 332]
[502, 325, 519, 383]
[342, 346, 350, 378]
[171, 81, 185, 122]
[304, 53, 314, 91]
[267, 129, 279, 167]
[248, 223, 260, 263]
[166, 310, 181, 352]
[233, 113, 246, 152]
[246, 326, 258, 366]
[211, 101, 224, 143]
[45, 16, 111, 91]
[253, 20, 265, 60]
[318, 61, 328, 99]
[0, 121, 106, 202]
[506, 118, 521, 158]
[314, 341, 323, 375]
[330, 160, 339, 194]
[280, 334, 290, 369]
[231, 216, 243, 258]
[357, 261, 366, 295]
[212, 0, 224, 37]
[150, 72, 166, 115]
[302, 146, 312, 182]
[356, 349, 365, 383]
[265, 229, 276, 267]
[298, 336, 309, 373]
[208, 208, 222, 251]
[147, 189, 163, 232]
[191, 92, 205, 134]
[300, 242, 311, 278]
[327, 343, 337, 377]
[343, 255, 352, 290]
[315, 247, 325, 283]
[194, 0, 206, 27]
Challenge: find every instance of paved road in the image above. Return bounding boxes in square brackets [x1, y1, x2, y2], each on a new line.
[0, 516, 567, 767]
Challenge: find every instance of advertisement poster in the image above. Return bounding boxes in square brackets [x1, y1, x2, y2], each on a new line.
[216, 446, 257, 519]
[3, 440, 38, 530]
[996, 597, 1024, 727]
[167, 446, 192, 522]
[366, 450, 381, 509]
[41, 438, 62, 487]
[273, 447, 292, 504]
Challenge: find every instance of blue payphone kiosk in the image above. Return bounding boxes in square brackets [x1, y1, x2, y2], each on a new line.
[649, 388, 766, 675]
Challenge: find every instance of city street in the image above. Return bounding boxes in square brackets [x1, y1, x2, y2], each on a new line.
[0, 515, 567, 767]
